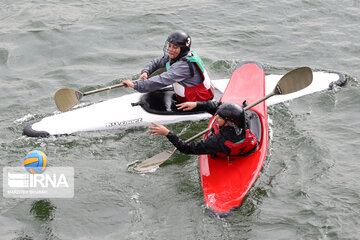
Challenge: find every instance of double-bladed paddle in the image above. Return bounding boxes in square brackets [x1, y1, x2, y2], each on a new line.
[54, 82, 133, 112]
[54, 68, 167, 112]
[134, 66, 313, 172]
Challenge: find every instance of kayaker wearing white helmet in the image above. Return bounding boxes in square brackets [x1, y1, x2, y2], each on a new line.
[149, 101, 258, 157]
[122, 30, 214, 103]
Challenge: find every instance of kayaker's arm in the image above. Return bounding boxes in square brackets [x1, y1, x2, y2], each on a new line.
[165, 131, 229, 155]
[134, 61, 192, 92]
[140, 55, 169, 76]
[195, 100, 221, 115]
[149, 122, 228, 155]
[176, 100, 221, 114]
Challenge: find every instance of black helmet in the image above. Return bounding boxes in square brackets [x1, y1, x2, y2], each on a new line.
[216, 102, 246, 129]
[163, 30, 191, 59]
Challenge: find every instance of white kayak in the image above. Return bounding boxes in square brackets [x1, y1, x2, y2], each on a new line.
[23, 71, 346, 137]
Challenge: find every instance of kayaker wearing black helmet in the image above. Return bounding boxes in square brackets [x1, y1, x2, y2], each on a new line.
[122, 30, 215, 103]
[149, 101, 258, 157]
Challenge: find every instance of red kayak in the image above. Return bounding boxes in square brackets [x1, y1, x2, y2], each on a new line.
[199, 61, 268, 216]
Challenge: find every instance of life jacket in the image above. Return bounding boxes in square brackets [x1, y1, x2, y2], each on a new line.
[166, 51, 214, 102]
[210, 121, 258, 158]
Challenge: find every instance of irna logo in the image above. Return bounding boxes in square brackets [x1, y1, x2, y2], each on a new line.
[2, 150, 74, 198]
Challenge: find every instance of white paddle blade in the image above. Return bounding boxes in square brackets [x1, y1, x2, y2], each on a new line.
[276, 67, 313, 95]
[134, 147, 176, 172]
[54, 88, 83, 112]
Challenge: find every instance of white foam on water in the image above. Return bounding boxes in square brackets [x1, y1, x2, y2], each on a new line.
[14, 114, 34, 125]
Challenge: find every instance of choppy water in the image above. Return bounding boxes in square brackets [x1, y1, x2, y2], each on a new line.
[1, 1, 360, 239]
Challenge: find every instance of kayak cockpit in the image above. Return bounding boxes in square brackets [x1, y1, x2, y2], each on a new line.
[214, 110, 262, 161]
[242, 110, 262, 156]
[136, 87, 222, 115]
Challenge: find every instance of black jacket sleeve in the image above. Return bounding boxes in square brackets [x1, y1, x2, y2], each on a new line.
[195, 101, 221, 115]
[165, 131, 230, 155]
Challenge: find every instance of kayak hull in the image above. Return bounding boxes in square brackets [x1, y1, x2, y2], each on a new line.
[199, 61, 268, 216]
